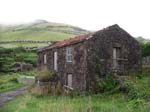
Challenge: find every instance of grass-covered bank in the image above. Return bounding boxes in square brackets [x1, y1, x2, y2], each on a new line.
[0, 73, 24, 93]
[0, 71, 36, 93]
[0, 93, 149, 112]
[0, 71, 150, 112]
[0, 47, 37, 72]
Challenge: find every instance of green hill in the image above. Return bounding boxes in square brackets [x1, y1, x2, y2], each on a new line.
[136, 36, 150, 43]
[0, 20, 89, 48]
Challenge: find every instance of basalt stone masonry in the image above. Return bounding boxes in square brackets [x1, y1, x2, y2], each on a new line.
[37, 24, 142, 92]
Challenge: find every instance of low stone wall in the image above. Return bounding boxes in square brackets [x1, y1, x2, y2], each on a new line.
[0, 40, 57, 44]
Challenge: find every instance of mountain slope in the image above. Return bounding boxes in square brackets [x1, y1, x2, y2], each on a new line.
[0, 20, 89, 41]
[136, 36, 150, 43]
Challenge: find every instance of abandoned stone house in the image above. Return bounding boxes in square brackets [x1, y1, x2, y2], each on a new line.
[37, 24, 141, 91]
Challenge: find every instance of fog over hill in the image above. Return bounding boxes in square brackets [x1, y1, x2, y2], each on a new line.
[0, 20, 89, 41]
[0, 20, 149, 47]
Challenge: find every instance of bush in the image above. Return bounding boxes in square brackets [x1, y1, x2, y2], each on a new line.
[36, 67, 56, 82]
[141, 42, 150, 57]
[95, 75, 118, 93]
[32, 67, 63, 95]
[124, 81, 143, 99]
[9, 77, 18, 83]
[128, 99, 145, 108]
[0, 80, 5, 85]
[0, 47, 37, 73]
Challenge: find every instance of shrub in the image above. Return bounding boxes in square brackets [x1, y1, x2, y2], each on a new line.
[95, 75, 118, 93]
[128, 99, 145, 108]
[124, 81, 143, 99]
[36, 67, 56, 82]
[32, 67, 64, 95]
[0, 47, 37, 73]
[141, 42, 150, 57]
[0, 80, 5, 85]
[9, 77, 18, 83]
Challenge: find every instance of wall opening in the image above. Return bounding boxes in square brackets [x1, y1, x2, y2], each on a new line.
[113, 47, 121, 70]
[54, 51, 58, 71]
[43, 54, 47, 64]
[67, 74, 72, 87]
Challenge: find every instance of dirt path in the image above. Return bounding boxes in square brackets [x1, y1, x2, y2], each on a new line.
[0, 87, 28, 107]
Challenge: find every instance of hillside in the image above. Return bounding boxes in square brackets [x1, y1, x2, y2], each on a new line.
[136, 36, 150, 43]
[0, 20, 89, 48]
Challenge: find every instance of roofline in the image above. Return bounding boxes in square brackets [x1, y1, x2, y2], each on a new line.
[38, 39, 86, 53]
[38, 24, 135, 53]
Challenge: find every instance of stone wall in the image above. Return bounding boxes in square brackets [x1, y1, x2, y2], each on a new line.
[85, 25, 142, 91]
[38, 42, 87, 91]
[37, 25, 142, 92]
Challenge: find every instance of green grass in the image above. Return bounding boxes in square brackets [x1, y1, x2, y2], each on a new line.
[0, 31, 75, 48]
[0, 73, 24, 93]
[0, 93, 149, 112]
[0, 72, 150, 112]
[0, 47, 37, 72]
[132, 74, 150, 98]
[0, 31, 75, 41]
[0, 71, 36, 93]
[0, 43, 48, 48]
[0, 21, 88, 48]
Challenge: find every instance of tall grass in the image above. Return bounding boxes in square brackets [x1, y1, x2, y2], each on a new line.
[0, 93, 149, 112]
[0, 73, 24, 93]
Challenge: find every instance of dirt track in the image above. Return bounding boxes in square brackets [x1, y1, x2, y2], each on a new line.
[0, 87, 28, 107]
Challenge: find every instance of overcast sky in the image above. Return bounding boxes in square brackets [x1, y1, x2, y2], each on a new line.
[0, 0, 149, 39]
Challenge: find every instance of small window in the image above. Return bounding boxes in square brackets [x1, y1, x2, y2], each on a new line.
[66, 47, 72, 62]
[43, 54, 47, 64]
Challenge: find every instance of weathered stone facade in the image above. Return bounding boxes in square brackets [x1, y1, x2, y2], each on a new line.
[12, 62, 33, 72]
[37, 24, 142, 92]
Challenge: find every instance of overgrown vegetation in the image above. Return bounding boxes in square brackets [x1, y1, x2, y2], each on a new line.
[141, 42, 150, 57]
[36, 67, 56, 81]
[95, 75, 118, 93]
[0, 47, 37, 72]
[0, 73, 24, 93]
[32, 67, 63, 95]
[0, 91, 150, 112]
[0, 34, 150, 111]
[0, 65, 149, 112]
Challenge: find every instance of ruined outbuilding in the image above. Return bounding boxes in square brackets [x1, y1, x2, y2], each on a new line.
[12, 62, 33, 72]
[37, 24, 142, 91]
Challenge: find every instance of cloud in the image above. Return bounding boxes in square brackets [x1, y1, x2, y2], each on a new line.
[0, 0, 149, 38]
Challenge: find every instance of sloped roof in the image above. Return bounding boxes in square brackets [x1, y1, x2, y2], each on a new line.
[39, 24, 122, 52]
[43, 32, 95, 50]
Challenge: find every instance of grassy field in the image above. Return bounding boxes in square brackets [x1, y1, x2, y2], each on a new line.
[0, 47, 37, 72]
[0, 31, 75, 48]
[0, 31, 75, 41]
[0, 71, 150, 112]
[0, 43, 48, 48]
[0, 20, 88, 48]
[0, 92, 149, 112]
[0, 73, 24, 93]
[0, 70, 36, 93]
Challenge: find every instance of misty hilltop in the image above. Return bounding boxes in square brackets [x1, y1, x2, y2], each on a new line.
[0, 20, 89, 41]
